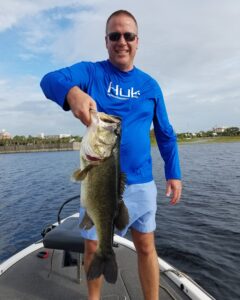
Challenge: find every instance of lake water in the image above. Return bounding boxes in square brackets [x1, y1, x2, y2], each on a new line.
[0, 142, 239, 300]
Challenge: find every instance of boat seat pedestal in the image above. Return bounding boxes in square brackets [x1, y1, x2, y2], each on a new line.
[43, 217, 85, 283]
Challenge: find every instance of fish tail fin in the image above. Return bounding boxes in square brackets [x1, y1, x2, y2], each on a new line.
[87, 251, 118, 284]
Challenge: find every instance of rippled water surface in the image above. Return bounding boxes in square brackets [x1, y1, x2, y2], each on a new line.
[0, 142, 240, 300]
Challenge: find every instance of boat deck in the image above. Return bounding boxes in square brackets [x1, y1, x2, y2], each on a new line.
[0, 242, 190, 300]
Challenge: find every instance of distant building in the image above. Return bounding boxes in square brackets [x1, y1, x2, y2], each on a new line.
[45, 135, 59, 139]
[59, 134, 71, 138]
[213, 126, 227, 133]
[38, 133, 45, 139]
[0, 129, 11, 139]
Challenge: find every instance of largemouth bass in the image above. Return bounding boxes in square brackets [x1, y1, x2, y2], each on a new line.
[72, 110, 129, 284]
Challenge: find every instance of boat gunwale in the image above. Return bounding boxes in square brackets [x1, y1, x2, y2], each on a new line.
[0, 213, 215, 300]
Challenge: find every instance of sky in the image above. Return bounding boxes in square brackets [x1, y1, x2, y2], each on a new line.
[0, 0, 239, 136]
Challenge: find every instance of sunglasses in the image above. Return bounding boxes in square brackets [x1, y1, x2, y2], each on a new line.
[107, 32, 137, 42]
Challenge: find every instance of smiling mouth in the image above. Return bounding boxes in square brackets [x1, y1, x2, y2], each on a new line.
[115, 48, 129, 54]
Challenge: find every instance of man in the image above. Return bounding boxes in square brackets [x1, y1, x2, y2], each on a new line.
[40, 10, 182, 300]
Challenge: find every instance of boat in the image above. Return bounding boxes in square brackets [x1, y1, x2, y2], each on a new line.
[0, 196, 215, 300]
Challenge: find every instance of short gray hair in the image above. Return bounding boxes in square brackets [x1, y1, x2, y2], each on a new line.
[106, 10, 138, 34]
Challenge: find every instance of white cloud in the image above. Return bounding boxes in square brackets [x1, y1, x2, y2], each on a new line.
[0, 74, 86, 136]
[0, 0, 240, 135]
[0, 0, 101, 31]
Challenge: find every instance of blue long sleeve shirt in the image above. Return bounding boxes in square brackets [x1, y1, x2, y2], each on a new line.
[40, 60, 181, 184]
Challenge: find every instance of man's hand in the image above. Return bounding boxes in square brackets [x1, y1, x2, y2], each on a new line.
[166, 179, 182, 205]
[67, 86, 97, 126]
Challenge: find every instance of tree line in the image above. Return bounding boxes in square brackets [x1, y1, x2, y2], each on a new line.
[150, 127, 239, 144]
[0, 135, 82, 146]
[1, 127, 239, 147]
[177, 127, 240, 139]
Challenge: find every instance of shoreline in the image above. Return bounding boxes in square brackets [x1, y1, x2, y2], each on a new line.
[178, 136, 240, 144]
[150, 135, 240, 147]
[0, 148, 79, 154]
[0, 137, 239, 154]
[0, 142, 81, 154]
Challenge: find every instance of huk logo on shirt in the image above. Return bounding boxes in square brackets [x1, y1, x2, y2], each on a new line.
[107, 82, 140, 100]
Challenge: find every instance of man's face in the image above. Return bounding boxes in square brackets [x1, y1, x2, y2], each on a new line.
[105, 14, 138, 72]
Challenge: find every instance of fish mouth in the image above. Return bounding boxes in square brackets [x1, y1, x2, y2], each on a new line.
[86, 154, 102, 161]
[90, 110, 121, 127]
[99, 113, 121, 124]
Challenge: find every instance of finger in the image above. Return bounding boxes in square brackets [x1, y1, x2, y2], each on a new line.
[90, 100, 97, 111]
[75, 109, 90, 126]
[82, 102, 96, 126]
[81, 115, 90, 126]
[170, 189, 181, 205]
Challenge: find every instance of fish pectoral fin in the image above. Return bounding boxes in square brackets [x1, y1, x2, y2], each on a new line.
[71, 164, 94, 181]
[114, 200, 129, 231]
[79, 212, 94, 230]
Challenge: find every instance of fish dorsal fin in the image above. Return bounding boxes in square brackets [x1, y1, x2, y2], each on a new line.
[71, 164, 94, 181]
[119, 172, 126, 201]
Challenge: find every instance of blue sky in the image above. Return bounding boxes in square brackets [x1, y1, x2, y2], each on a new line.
[0, 0, 239, 136]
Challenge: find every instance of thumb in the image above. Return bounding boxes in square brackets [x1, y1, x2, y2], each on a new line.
[89, 99, 97, 111]
[85, 100, 97, 126]
[166, 182, 172, 197]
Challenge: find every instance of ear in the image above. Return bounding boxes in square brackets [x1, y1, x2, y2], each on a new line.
[136, 36, 139, 49]
[105, 36, 108, 48]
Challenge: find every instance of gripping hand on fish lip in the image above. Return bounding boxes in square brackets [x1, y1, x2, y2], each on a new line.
[67, 87, 97, 126]
[90, 110, 121, 133]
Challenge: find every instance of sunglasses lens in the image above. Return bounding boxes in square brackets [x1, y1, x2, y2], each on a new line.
[124, 32, 136, 41]
[108, 32, 121, 41]
[108, 32, 136, 42]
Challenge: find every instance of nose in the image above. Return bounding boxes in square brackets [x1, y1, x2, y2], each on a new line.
[118, 34, 127, 44]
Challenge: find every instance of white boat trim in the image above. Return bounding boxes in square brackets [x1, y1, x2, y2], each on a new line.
[0, 241, 43, 275]
[0, 213, 215, 300]
[114, 235, 215, 300]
